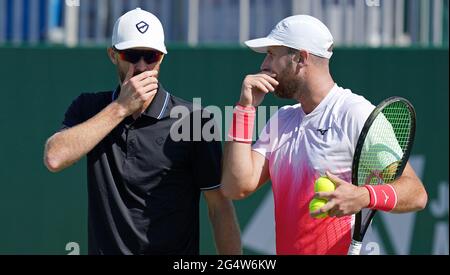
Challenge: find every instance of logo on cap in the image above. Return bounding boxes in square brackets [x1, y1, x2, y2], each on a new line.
[136, 21, 149, 34]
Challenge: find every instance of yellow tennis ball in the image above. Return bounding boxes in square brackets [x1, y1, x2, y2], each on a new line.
[314, 176, 335, 193]
[309, 198, 328, 219]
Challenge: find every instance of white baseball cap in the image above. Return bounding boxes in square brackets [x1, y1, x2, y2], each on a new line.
[245, 15, 334, 59]
[112, 8, 167, 54]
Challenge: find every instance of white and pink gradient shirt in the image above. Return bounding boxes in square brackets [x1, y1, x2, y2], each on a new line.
[252, 84, 375, 255]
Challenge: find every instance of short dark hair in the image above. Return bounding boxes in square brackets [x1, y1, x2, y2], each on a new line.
[286, 47, 298, 54]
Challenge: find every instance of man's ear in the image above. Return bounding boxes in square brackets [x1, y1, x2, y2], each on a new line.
[296, 50, 309, 66]
[107, 47, 117, 65]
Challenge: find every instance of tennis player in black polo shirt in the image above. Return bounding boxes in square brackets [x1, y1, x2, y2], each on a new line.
[43, 8, 241, 255]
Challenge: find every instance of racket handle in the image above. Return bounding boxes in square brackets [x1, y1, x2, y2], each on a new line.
[347, 239, 363, 255]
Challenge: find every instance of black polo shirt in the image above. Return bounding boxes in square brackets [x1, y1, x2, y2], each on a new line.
[61, 84, 222, 255]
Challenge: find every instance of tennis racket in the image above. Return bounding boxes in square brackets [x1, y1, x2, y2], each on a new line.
[347, 97, 416, 255]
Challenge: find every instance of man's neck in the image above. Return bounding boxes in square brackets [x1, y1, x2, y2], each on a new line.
[296, 74, 335, 115]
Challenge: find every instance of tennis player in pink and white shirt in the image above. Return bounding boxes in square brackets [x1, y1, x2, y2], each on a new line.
[221, 15, 427, 255]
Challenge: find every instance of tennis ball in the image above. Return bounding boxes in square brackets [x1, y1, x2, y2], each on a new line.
[309, 198, 328, 219]
[314, 176, 335, 193]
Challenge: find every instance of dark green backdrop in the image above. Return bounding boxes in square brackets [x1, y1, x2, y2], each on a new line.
[0, 46, 448, 254]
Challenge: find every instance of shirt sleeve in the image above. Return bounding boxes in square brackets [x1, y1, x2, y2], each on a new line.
[361, 113, 404, 174]
[60, 93, 88, 131]
[191, 111, 223, 191]
[344, 99, 403, 181]
[252, 109, 281, 160]
[344, 100, 375, 154]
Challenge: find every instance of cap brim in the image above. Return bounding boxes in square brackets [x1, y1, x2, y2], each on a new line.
[244, 37, 284, 53]
[114, 40, 168, 54]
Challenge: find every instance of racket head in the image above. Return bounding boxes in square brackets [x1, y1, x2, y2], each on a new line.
[350, 97, 416, 243]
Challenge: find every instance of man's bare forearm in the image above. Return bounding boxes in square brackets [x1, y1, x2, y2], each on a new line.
[44, 102, 127, 172]
[209, 199, 242, 255]
[221, 73, 277, 199]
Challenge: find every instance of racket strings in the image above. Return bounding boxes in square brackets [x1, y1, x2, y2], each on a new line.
[358, 101, 412, 186]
